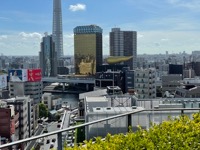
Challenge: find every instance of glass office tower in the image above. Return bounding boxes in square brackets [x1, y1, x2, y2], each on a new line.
[74, 25, 103, 75]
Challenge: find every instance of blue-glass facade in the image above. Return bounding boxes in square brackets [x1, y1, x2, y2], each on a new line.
[74, 25, 103, 34]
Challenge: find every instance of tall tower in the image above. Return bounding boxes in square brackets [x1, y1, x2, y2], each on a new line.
[110, 28, 137, 69]
[39, 33, 57, 77]
[74, 25, 103, 75]
[53, 0, 64, 58]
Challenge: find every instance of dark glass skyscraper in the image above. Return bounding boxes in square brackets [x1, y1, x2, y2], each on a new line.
[52, 0, 63, 58]
[39, 33, 57, 77]
[74, 25, 103, 75]
[110, 28, 137, 69]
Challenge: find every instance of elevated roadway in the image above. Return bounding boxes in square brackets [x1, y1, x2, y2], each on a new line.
[42, 77, 95, 84]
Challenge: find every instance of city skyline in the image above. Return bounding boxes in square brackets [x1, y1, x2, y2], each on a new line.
[0, 0, 200, 55]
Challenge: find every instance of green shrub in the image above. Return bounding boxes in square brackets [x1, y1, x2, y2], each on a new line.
[66, 113, 200, 150]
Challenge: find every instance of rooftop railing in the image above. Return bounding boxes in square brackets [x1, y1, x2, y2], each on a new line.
[0, 108, 200, 150]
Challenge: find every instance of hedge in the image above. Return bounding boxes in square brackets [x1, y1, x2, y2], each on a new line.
[65, 113, 200, 150]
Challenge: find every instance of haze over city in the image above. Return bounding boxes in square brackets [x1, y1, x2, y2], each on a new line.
[1, 0, 200, 55]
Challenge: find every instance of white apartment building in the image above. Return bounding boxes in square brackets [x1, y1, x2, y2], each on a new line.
[42, 93, 62, 110]
[134, 68, 156, 99]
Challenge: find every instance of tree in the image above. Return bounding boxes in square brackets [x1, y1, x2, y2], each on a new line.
[39, 103, 48, 118]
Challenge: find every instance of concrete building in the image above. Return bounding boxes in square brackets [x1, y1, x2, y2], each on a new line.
[85, 96, 200, 140]
[124, 69, 134, 93]
[52, 0, 63, 58]
[42, 93, 62, 110]
[9, 81, 41, 135]
[2, 96, 34, 149]
[74, 25, 103, 75]
[39, 33, 57, 77]
[168, 64, 183, 75]
[191, 51, 200, 62]
[84, 96, 142, 139]
[0, 101, 19, 145]
[4, 96, 34, 139]
[175, 86, 200, 98]
[183, 69, 195, 78]
[57, 66, 69, 75]
[134, 68, 156, 99]
[9, 81, 42, 104]
[162, 74, 182, 96]
[95, 70, 125, 92]
[137, 97, 200, 109]
[174, 78, 200, 98]
[110, 28, 137, 69]
[183, 77, 200, 85]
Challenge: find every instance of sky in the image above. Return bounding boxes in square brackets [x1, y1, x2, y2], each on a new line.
[1, 0, 200, 56]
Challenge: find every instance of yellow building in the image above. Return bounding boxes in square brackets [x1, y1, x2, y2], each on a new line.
[74, 25, 103, 75]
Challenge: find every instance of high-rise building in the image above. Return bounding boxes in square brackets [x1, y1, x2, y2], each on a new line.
[110, 28, 137, 69]
[74, 25, 103, 75]
[39, 33, 57, 77]
[53, 0, 63, 58]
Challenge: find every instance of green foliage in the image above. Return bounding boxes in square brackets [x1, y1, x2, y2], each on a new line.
[75, 122, 85, 144]
[66, 113, 200, 150]
[63, 140, 67, 149]
[55, 113, 61, 121]
[39, 102, 48, 118]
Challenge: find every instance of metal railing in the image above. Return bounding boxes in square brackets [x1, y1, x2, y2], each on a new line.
[0, 108, 200, 150]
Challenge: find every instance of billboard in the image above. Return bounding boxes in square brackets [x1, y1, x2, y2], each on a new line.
[28, 69, 42, 82]
[0, 74, 7, 89]
[8, 69, 28, 82]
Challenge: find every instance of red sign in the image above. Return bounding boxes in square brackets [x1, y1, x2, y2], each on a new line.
[28, 69, 42, 82]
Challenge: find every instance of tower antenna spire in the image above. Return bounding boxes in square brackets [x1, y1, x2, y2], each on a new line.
[53, 0, 64, 58]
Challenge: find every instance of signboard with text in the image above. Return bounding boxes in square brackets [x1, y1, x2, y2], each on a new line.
[28, 69, 42, 82]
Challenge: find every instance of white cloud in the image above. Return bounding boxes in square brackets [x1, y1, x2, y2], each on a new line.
[64, 34, 74, 38]
[0, 35, 8, 40]
[138, 30, 200, 54]
[69, 3, 86, 12]
[138, 34, 144, 38]
[0, 32, 43, 55]
[63, 33, 74, 55]
[161, 38, 169, 41]
[19, 32, 42, 39]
